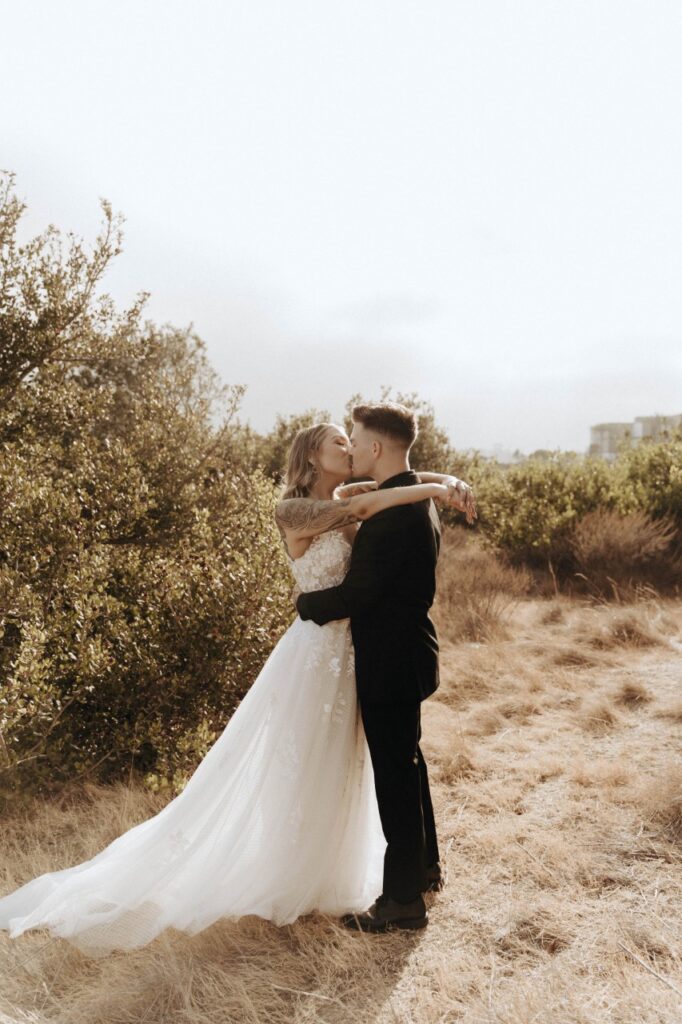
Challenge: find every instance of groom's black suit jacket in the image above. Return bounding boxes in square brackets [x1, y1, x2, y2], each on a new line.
[296, 471, 441, 704]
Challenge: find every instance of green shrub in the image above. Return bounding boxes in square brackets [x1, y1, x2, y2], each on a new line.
[472, 453, 614, 575]
[467, 440, 682, 592]
[0, 173, 291, 800]
[611, 434, 682, 525]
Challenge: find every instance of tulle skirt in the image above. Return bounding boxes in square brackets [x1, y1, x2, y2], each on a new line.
[0, 616, 385, 956]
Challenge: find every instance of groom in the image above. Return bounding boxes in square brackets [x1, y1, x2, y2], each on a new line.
[297, 402, 444, 932]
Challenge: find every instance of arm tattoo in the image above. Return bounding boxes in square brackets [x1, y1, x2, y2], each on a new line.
[275, 497, 360, 536]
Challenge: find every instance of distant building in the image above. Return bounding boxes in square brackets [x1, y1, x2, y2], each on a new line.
[477, 444, 525, 465]
[589, 413, 682, 460]
[632, 414, 682, 443]
[588, 422, 632, 460]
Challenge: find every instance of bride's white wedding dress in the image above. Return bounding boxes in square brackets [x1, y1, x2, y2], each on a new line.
[0, 530, 385, 956]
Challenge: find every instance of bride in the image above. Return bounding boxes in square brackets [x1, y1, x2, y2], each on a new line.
[0, 422, 469, 956]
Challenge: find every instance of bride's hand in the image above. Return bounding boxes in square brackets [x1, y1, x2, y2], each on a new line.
[440, 479, 478, 524]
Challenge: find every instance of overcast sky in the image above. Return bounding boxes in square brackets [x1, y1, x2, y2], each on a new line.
[2, 0, 681, 454]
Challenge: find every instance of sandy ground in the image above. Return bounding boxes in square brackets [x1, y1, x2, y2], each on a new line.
[1, 598, 681, 1023]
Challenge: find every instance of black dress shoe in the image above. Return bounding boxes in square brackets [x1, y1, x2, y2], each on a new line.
[342, 893, 428, 933]
[424, 862, 445, 893]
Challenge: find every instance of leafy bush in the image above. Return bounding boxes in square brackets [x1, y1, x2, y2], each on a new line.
[232, 408, 333, 483]
[471, 453, 614, 575]
[0, 173, 292, 800]
[611, 434, 682, 526]
[468, 441, 682, 593]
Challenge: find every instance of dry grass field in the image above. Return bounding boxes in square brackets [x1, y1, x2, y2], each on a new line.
[1, 597, 682, 1023]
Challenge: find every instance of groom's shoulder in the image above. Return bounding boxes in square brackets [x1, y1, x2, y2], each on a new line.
[358, 503, 421, 540]
[359, 503, 414, 532]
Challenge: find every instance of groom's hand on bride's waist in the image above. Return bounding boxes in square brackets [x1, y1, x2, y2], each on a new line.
[292, 585, 302, 609]
[296, 590, 317, 621]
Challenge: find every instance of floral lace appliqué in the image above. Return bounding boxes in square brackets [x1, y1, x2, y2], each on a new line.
[290, 530, 352, 593]
[290, 530, 356, 729]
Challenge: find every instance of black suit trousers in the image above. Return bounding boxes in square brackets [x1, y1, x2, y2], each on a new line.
[360, 700, 440, 903]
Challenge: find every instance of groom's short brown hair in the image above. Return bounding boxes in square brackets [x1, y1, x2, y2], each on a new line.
[352, 402, 418, 450]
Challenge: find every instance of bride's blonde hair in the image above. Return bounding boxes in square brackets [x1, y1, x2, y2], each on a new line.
[281, 423, 338, 500]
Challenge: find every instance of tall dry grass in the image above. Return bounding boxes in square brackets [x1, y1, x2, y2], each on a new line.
[432, 526, 532, 643]
[631, 760, 682, 842]
[569, 507, 682, 600]
[2, 587, 682, 1022]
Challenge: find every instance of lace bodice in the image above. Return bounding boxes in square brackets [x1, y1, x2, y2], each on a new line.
[289, 530, 352, 592]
